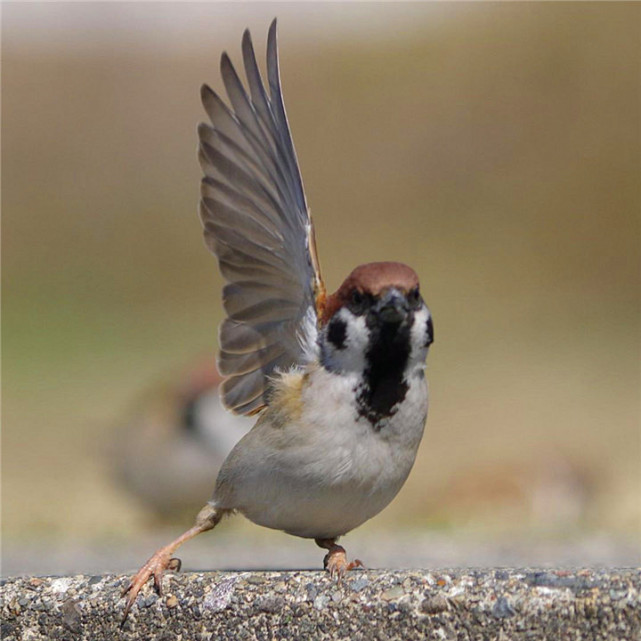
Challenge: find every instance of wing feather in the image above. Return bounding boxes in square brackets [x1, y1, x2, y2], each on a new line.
[199, 19, 324, 415]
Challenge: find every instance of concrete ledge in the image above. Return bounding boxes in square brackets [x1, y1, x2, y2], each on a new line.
[1, 569, 640, 640]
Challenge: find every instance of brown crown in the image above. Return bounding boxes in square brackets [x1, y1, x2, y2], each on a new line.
[320, 261, 420, 324]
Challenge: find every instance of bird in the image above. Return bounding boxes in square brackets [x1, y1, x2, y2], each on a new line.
[111, 359, 251, 520]
[121, 18, 434, 623]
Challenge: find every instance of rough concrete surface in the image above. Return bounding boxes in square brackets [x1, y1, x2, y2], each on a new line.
[2, 568, 640, 640]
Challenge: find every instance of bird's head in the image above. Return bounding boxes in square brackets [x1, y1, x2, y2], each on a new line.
[319, 262, 433, 378]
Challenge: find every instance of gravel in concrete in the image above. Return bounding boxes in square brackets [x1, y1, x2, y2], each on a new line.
[1, 568, 640, 640]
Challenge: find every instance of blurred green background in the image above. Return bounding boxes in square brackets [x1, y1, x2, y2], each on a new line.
[2, 3, 639, 572]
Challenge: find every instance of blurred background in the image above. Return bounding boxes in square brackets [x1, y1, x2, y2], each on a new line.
[3, 3, 639, 575]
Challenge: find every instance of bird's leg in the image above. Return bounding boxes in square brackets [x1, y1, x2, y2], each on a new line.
[121, 504, 224, 624]
[315, 538, 363, 582]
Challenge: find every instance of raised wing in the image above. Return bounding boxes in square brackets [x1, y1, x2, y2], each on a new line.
[198, 19, 325, 416]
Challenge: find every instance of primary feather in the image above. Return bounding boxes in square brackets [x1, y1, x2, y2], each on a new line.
[199, 19, 325, 415]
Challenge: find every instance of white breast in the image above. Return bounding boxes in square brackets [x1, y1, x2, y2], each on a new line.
[215, 366, 428, 539]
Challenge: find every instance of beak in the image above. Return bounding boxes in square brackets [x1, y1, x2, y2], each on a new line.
[376, 289, 408, 325]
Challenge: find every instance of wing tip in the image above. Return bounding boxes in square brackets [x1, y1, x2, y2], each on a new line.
[267, 18, 278, 61]
[197, 121, 212, 138]
[200, 83, 214, 103]
[220, 50, 232, 75]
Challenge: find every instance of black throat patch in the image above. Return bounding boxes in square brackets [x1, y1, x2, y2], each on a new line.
[357, 315, 412, 428]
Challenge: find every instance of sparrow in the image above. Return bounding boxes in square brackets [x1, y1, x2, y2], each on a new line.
[111, 359, 251, 519]
[121, 19, 434, 622]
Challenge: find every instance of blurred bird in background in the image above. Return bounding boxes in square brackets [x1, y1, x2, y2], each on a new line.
[111, 359, 251, 520]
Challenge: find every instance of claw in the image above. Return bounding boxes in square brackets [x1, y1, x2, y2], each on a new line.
[153, 570, 163, 597]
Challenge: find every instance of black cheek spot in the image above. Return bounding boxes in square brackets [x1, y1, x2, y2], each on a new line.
[425, 315, 434, 347]
[327, 318, 347, 350]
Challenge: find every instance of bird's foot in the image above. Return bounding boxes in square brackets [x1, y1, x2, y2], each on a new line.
[323, 545, 363, 582]
[119, 509, 223, 625]
[121, 549, 181, 624]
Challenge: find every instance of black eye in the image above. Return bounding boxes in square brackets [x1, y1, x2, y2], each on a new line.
[408, 287, 421, 309]
[349, 289, 367, 315]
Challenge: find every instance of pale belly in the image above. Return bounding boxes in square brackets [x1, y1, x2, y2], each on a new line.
[213, 369, 428, 539]
[239, 456, 416, 539]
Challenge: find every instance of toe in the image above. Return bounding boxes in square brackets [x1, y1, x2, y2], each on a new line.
[121, 573, 149, 625]
[326, 553, 348, 580]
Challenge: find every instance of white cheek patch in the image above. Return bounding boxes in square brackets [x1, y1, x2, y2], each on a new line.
[409, 306, 430, 368]
[323, 308, 369, 374]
